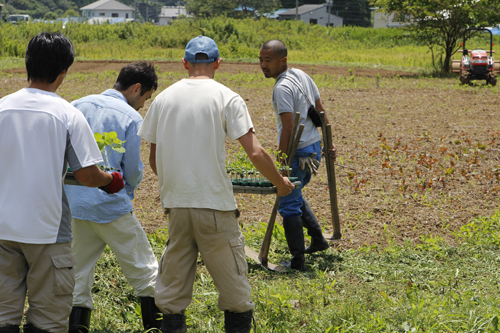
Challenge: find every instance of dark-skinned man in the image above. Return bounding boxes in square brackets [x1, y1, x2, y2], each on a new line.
[259, 39, 337, 272]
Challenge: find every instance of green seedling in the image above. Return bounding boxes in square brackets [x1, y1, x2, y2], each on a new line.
[94, 131, 126, 172]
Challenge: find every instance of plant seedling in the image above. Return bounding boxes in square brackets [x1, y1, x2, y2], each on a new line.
[94, 131, 126, 172]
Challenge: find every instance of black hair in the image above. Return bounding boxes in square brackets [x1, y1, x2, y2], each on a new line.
[261, 40, 287, 58]
[113, 62, 158, 95]
[25, 32, 75, 84]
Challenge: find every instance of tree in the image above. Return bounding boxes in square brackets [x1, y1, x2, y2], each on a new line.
[330, 0, 371, 27]
[44, 11, 57, 20]
[64, 9, 80, 17]
[371, 0, 500, 74]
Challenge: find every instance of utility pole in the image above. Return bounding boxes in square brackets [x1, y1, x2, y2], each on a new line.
[295, 0, 298, 20]
[327, 0, 332, 27]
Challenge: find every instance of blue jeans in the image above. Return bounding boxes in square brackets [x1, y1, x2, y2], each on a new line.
[279, 141, 321, 217]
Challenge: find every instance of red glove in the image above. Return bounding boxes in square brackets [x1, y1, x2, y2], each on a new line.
[99, 172, 124, 194]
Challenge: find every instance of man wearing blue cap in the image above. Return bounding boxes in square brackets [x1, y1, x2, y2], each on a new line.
[139, 36, 294, 332]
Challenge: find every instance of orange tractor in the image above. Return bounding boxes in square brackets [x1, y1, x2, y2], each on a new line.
[451, 28, 500, 86]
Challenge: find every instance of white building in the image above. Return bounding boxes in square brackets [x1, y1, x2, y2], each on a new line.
[158, 6, 191, 26]
[278, 4, 343, 27]
[80, 0, 134, 20]
[373, 9, 408, 28]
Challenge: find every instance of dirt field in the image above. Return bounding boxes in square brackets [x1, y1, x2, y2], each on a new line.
[3, 60, 500, 250]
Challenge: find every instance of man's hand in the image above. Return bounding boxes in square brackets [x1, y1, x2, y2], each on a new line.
[276, 177, 294, 197]
[299, 153, 320, 175]
[98, 172, 125, 194]
[322, 141, 337, 162]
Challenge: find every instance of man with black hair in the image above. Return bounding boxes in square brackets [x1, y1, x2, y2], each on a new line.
[64, 62, 161, 332]
[0, 32, 124, 333]
[259, 39, 336, 272]
[139, 36, 294, 333]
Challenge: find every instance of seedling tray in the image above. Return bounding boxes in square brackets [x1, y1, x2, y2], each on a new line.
[233, 180, 301, 194]
[65, 173, 301, 194]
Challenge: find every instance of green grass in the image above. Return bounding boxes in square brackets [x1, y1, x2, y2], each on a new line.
[2, 18, 500, 72]
[87, 212, 500, 332]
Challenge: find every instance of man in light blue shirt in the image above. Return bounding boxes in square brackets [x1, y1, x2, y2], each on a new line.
[64, 62, 160, 332]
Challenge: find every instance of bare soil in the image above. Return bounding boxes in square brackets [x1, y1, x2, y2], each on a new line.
[3, 60, 499, 251]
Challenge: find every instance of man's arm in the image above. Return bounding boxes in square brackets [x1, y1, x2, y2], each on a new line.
[149, 143, 157, 175]
[238, 130, 294, 197]
[73, 165, 113, 187]
[316, 98, 337, 161]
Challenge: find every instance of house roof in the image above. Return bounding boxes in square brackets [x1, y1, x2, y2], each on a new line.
[81, 0, 134, 11]
[263, 8, 291, 19]
[279, 4, 326, 16]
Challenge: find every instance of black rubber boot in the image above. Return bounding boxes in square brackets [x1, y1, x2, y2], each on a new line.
[301, 199, 329, 254]
[22, 324, 50, 333]
[282, 216, 306, 271]
[68, 306, 91, 333]
[140, 296, 162, 331]
[0, 325, 19, 333]
[224, 310, 253, 333]
[160, 314, 187, 333]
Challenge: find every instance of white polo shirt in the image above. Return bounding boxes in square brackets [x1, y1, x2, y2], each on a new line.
[139, 79, 254, 211]
[0, 88, 103, 244]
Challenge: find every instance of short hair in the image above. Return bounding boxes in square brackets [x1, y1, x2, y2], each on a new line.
[113, 62, 158, 95]
[25, 32, 75, 84]
[261, 40, 287, 58]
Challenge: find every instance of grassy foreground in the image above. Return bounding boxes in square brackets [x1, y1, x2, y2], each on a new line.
[89, 212, 500, 332]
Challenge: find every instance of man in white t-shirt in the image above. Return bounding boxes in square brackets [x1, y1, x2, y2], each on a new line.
[139, 36, 294, 333]
[259, 40, 337, 272]
[0, 32, 124, 333]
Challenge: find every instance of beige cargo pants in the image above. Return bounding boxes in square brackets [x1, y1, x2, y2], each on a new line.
[0, 241, 75, 333]
[155, 208, 255, 315]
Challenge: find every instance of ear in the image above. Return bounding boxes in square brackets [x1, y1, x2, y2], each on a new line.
[133, 83, 142, 94]
[182, 58, 189, 70]
[214, 58, 222, 70]
[281, 56, 287, 67]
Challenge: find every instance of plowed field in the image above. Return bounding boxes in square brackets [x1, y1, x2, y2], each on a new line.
[3, 60, 500, 250]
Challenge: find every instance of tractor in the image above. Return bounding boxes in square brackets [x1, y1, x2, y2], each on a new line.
[451, 28, 500, 86]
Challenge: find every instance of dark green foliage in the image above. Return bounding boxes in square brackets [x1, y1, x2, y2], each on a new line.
[330, 0, 372, 27]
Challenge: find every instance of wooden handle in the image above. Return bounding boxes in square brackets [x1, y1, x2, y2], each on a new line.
[259, 119, 304, 266]
[258, 195, 280, 265]
[320, 112, 341, 240]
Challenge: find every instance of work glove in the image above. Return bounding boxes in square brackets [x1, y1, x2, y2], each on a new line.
[299, 153, 321, 175]
[99, 172, 124, 194]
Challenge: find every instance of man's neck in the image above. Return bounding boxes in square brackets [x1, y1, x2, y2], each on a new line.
[274, 66, 290, 80]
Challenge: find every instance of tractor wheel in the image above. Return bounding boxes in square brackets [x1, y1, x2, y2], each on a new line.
[487, 72, 497, 86]
[460, 71, 470, 85]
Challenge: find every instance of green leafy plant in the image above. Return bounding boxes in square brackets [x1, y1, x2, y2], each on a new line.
[94, 131, 126, 172]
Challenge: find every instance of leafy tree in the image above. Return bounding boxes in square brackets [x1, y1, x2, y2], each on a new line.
[44, 11, 57, 20]
[330, 0, 371, 27]
[371, 0, 500, 73]
[64, 9, 80, 17]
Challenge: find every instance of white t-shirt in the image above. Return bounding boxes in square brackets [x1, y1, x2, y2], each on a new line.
[272, 68, 322, 149]
[0, 88, 103, 244]
[139, 79, 253, 211]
